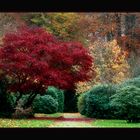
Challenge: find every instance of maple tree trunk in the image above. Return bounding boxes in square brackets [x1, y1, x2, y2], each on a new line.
[115, 13, 121, 38]
[14, 92, 23, 107]
[23, 93, 37, 109]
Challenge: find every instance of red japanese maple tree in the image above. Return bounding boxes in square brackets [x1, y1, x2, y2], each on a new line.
[0, 26, 93, 107]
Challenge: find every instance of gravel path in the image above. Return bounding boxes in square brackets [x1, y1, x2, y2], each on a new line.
[48, 121, 94, 127]
[48, 113, 95, 128]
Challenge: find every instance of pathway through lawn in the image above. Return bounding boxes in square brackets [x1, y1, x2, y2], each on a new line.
[48, 113, 95, 127]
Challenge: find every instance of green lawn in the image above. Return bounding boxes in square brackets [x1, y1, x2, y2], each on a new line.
[92, 119, 140, 128]
[0, 113, 62, 128]
[34, 113, 63, 118]
[1, 119, 140, 128]
[0, 113, 140, 128]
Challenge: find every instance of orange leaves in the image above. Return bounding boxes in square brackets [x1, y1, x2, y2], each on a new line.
[92, 40, 130, 84]
[31, 13, 80, 41]
[77, 13, 119, 43]
[76, 39, 130, 94]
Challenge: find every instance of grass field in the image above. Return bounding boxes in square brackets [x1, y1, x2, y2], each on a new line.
[0, 113, 140, 128]
[34, 113, 62, 118]
[0, 119, 140, 128]
[0, 119, 54, 128]
[93, 119, 140, 128]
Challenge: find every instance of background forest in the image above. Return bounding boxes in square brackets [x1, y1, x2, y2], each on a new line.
[0, 13, 140, 124]
[0, 13, 139, 90]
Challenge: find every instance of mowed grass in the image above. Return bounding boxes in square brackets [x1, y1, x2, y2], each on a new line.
[34, 113, 62, 118]
[92, 119, 140, 128]
[0, 112, 140, 128]
[1, 119, 140, 128]
[0, 113, 61, 128]
[0, 119, 54, 128]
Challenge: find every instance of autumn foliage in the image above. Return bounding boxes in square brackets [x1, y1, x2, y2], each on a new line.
[76, 40, 130, 94]
[23, 13, 80, 41]
[0, 26, 93, 95]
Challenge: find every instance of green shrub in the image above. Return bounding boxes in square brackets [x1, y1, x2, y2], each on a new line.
[32, 95, 58, 114]
[45, 86, 58, 99]
[57, 89, 64, 112]
[78, 84, 116, 119]
[110, 85, 140, 122]
[77, 92, 88, 115]
[118, 76, 140, 89]
[46, 86, 64, 112]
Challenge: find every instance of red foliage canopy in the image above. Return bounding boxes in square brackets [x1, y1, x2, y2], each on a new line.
[0, 26, 93, 94]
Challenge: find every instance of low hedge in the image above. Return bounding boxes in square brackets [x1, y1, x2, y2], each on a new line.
[110, 85, 140, 122]
[78, 84, 117, 119]
[32, 95, 58, 114]
[45, 86, 64, 112]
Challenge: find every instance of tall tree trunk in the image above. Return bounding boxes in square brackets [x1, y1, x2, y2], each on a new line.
[115, 13, 121, 38]
[14, 92, 23, 107]
[124, 14, 137, 78]
[23, 93, 37, 109]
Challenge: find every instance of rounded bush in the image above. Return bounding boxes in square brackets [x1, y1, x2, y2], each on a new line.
[32, 95, 58, 114]
[45, 86, 58, 99]
[78, 84, 116, 118]
[77, 92, 88, 115]
[46, 86, 64, 112]
[118, 76, 140, 89]
[110, 85, 140, 122]
[57, 89, 64, 112]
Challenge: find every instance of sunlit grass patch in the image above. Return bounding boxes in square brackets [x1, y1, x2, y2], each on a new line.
[92, 119, 140, 128]
[34, 113, 63, 118]
[48, 121, 94, 127]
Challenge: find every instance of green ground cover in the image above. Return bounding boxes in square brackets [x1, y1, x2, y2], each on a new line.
[0, 113, 140, 128]
[92, 119, 140, 128]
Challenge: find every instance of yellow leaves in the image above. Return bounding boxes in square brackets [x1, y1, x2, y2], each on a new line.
[46, 13, 79, 40]
[118, 72, 125, 77]
[28, 12, 80, 41]
[112, 72, 126, 83]
[112, 46, 120, 54]
[110, 39, 117, 46]
[76, 65, 100, 94]
[87, 39, 130, 84]
[76, 81, 92, 94]
[72, 65, 81, 71]
[112, 64, 119, 69]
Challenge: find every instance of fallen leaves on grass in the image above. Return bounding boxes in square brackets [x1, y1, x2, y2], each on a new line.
[0, 119, 54, 128]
